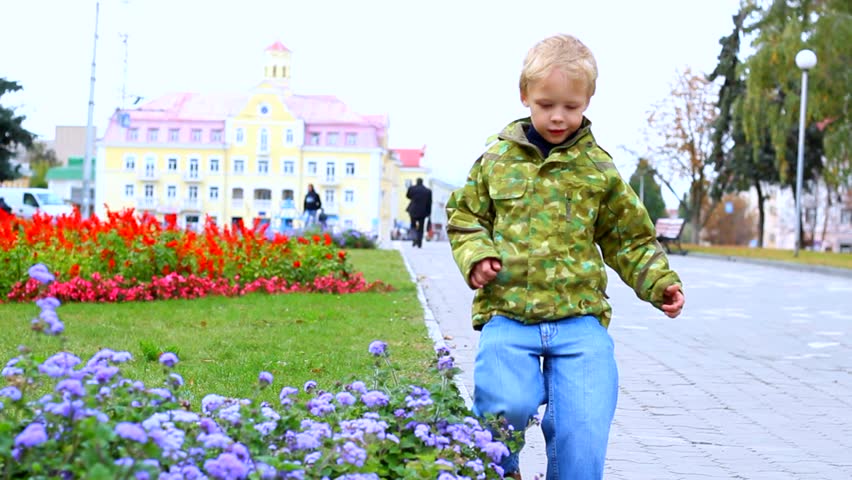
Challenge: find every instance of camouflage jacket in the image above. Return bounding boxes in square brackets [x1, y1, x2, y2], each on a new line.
[446, 117, 681, 330]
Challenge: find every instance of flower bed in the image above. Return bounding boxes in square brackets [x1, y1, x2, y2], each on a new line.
[0, 267, 516, 479]
[1, 210, 388, 303]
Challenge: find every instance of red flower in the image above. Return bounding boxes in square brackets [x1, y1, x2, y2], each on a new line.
[325, 253, 333, 260]
[293, 260, 301, 268]
[69, 264, 80, 277]
[338, 251, 346, 260]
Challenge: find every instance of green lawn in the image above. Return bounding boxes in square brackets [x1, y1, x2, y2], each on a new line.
[683, 243, 852, 270]
[0, 248, 436, 407]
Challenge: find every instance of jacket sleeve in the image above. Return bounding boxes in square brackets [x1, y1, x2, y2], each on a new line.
[594, 173, 682, 310]
[446, 156, 500, 288]
[316, 194, 322, 210]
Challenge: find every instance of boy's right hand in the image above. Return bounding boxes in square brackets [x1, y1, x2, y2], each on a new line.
[470, 258, 502, 289]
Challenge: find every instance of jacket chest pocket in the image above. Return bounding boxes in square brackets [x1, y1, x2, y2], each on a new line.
[488, 179, 528, 228]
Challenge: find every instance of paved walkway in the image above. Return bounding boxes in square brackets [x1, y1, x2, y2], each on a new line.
[395, 240, 852, 480]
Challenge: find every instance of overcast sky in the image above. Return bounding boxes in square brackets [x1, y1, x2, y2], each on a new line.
[2, 0, 741, 204]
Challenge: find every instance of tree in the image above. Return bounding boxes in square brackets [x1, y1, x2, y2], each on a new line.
[645, 68, 719, 243]
[702, 194, 757, 246]
[709, 0, 848, 247]
[627, 158, 667, 224]
[27, 141, 59, 188]
[0, 78, 35, 182]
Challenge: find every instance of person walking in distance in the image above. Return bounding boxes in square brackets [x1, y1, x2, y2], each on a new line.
[406, 178, 432, 248]
[446, 34, 685, 480]
[302, 184, 322, 228]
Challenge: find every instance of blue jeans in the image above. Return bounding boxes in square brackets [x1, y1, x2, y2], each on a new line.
[303, 210, 318, 227]
[473, 315, 618, 480]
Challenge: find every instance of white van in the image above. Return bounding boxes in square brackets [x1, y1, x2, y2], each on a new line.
[0, 188, 75, 219]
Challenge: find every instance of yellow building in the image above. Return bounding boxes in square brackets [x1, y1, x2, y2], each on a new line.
[390, 147, 430, 229]
[96, 41, 398, 242]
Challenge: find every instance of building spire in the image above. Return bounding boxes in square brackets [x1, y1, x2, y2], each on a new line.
[264, 41, 292, 90]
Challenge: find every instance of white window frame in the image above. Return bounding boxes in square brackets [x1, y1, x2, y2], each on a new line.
[326, 132, 339, 146]
[233, 158, 245, 174]
[144, 184, 155, 198]
[191, 129, 202, 142]
[345, 162, 355, 176]
[259, 128, 269, 153]
[307, 161, 317, 176]
[235, 128, 245, 145]
[168, 128, 180, 142]
[167, 157, 178, 172]
[258, 159, 269, 175]
[209, 186, 219, 200]
[124, 155, 136, 171]
[285, 129, 294, 144]
[167, 185, 178, 199]
[344, 190, 354, 204]
[282, 159, 295, 175]
[124, 184, 134, 198]
[345, 132, 357, 146]
[209, 157, 220, 173]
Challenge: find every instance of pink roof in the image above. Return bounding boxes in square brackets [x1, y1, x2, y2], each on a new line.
[265, 41, 290, 52]
[393, 148, 425, 168]
[284, 94, 373, 124]
[127, 92, 249, 121]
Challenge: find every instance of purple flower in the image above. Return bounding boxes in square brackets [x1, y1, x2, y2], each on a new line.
[2, 357, 23, 376]
[0, 386, 21, 402]
[304, 451, 322, 464]
[14, 423, 48, 448]
[55, 379, 85, 397]
[303, 380, 317, 393]
[258, 371, 273, 386]
[115, 422, 148, 443]
[94, 365, 120, 384]
[437, 355, 454, 371]
[361, 390, 390, 408]
[347, 381, 367, 394]
[204, 452, 248, 479]
[368, 340, 387, 356]
[338, 441, 367, 467]
[335, 391, 356, 406]
[39, 352, 81, 378]
[202, 394, 226, 414]
[159, 352, 179, 368]
[35, 296, 61, 310]
[435, 345, 451, 356]
[28, 264, 55, 284]
[482, 441, 510, 463]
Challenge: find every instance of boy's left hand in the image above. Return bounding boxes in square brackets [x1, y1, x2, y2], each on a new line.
[661, 285, 684, 318]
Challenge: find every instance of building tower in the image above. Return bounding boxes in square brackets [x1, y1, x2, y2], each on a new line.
[263, 41, 292, 89]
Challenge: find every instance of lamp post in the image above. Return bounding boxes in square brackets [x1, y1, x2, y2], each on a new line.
[82, 1, 100, 219]
[793, 49, 816, 257]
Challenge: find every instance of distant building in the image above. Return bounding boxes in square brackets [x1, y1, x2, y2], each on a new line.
[96, 41, 399, 241]
[45, 156, 95, 208]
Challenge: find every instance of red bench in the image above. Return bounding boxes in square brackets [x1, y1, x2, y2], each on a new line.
[655, 218, 686, 254]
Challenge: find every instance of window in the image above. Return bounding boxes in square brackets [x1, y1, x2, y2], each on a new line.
[147, 128, 159, 142]
[167, 185, 177, 199]
[144, 184, 154, 198]
[169, 128, 180, 141]
[127, 128, 139, 141]
[191, 129, 202, 142]
[841, 209, 852, 225]
[258, 159, 269, 174]
[345, 190, 354, 203]
[234, 159, 245, 174]
[235, 128, 245, 144]
[309, 132, 320, 145]
[345, 132, 357, 146]
[188, 185, 199, 200]
[282, 160, 295, 175]
[188, 158, 199, 178]
[326, 132, 339, 146]
[805, 207, 817, 224]
[144, 156, 156, 176]
[325, 161, 336, 182]
[345, 162, 355, 176]
[209, 186, 219, 200]
[307, 161, 317, 175]
[124, 185, 134, 198]
[211, 129, 223, 142]
[124, 155, 136, 171]
[260, 128, 269, 152]
[209, 158, 220, 173]
[285, 129, 294, 144]
[168, 157, 178, 171]
[324, 189, 335, 206]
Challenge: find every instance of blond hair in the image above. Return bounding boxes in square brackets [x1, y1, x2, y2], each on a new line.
[519, 34, 598, 97]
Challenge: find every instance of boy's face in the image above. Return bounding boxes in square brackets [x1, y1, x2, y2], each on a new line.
[521, 68, 590, 144]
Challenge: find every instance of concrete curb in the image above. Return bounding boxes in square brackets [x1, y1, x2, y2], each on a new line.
[685, 251, 852, 279]
[393, 242, 474, 409]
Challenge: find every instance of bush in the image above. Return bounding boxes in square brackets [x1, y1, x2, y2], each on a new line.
[0, 265, 518, 479]
[334, 230, 378, 250]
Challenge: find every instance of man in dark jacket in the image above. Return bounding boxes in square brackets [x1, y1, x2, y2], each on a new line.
[406, 178, 432, 248]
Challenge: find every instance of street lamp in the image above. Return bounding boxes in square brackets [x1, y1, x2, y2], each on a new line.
[793, 49, 816, 257]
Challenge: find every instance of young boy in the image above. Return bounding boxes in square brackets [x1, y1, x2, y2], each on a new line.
[446, 34, 684, 480]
